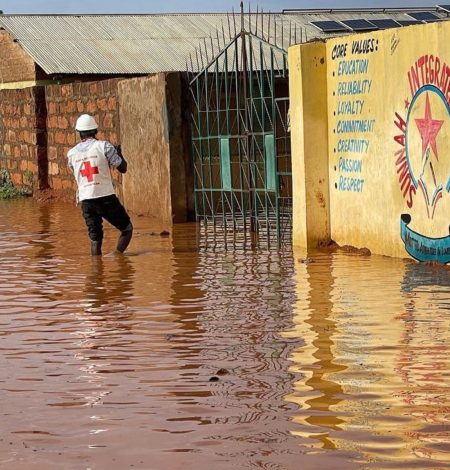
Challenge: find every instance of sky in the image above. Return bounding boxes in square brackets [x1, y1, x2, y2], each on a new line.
[0, 0, 442, 14]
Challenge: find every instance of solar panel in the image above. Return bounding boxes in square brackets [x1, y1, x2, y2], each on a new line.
[368, 19, 400, 29]
[310, 21, 348, 33]
[397, 20, 422, 26]
[437, 5, 450, 13]
[408, 12, 440, 21]
[341, 19, 378, 31]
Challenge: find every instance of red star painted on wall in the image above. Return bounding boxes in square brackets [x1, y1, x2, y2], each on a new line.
[415, 93, 444, 161]
[405, 98, 410, 109]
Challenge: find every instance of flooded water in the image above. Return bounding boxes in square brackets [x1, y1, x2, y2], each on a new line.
[1, 199, 450, 470]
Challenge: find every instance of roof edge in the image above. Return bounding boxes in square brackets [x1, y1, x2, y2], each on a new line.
[283, 6, 445, 13]
[0, 7, 447, 17]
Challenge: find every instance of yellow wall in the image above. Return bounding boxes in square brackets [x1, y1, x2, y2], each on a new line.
[290, 21, 450, 263]
[289, 42, 331, 248]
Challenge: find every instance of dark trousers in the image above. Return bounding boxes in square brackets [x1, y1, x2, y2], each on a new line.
[81, 194, 131, 242]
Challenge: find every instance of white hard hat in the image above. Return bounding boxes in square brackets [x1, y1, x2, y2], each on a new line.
[75, 114, 99, 131]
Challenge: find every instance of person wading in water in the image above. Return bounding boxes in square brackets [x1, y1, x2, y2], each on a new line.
[68, 114, 133, 256]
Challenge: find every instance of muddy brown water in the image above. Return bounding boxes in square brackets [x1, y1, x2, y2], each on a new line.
[1, 199, 450, 470]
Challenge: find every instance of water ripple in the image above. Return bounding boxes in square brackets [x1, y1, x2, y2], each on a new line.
[0, 200, 449, 469]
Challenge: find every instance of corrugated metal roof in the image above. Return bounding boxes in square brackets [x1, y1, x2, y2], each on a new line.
[0, 11, 448, 75]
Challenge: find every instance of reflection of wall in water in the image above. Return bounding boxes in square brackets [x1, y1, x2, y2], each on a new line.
[285, 252, 347, 450]
[395, 262, 450, 462]
[288, 252, 450, 465]
[326, 255, 405, 455]
[184, 249, 298, 434]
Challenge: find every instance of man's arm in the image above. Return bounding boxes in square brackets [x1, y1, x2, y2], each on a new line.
[104, 142, 128, 174]
[115, 145, 128, 174]
[116, 159, 127, 174]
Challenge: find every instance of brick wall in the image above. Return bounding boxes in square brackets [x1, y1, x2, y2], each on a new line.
[45, 79, 122, 199]
[0, 86, 47, 188]
[0, 31, 38, 84]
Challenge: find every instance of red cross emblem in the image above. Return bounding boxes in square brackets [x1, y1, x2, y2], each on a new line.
[80, 161, 99, 182]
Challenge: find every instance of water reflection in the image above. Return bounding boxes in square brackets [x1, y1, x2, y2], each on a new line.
[36, 204, 53, 258]
[83, 256, 135, 311]
[71, 257, 136, 410]
[287, 252, 450, 469]
[2, 199, 450, 470]
[286, 253, 347, 451]
[161, 248, 299, 466]
[396, 262, 450, 463]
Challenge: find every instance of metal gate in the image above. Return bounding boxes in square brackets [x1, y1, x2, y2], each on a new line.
[188, 13, 293, 248]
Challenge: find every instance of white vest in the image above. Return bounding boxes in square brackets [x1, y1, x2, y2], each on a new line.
[68, 140, 115, 202]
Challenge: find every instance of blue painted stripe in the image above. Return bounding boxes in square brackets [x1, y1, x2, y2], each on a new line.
[401, 214, 450, 263]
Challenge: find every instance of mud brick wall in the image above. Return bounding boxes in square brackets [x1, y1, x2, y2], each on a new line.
[0, 86, 47, 188]
[118, 73, 193, 223]
[0, 30, 38, 84]
[45, 79, 122, 199]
